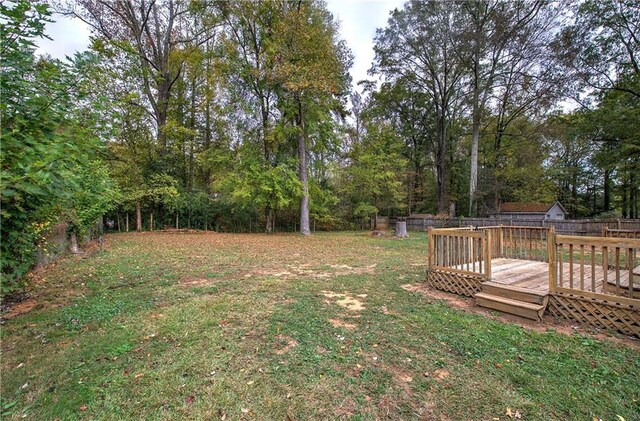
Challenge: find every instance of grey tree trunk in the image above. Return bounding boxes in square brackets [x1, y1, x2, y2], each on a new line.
[436, 114, 448, 214]
[265, 208, 274, 233]
[136, 203, 142, 231]
[469, 94, 480, 217]
[297, 101, 311, 236]
[126, 213, 129, 232]
[394, 221, 409, 238]
[69, 232, 81, 254]
[150, 211, 154, 231]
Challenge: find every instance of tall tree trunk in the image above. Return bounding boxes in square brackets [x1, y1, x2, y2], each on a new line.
[630, 171, 637, 219]
[265, 207, 274, 233]
[604, 168, 611, 212]
[69, 232, 80, 254]
[297, 101, 311, 236]
[621, 180, 628, 218]
[126, 213, 129, 232]
[136, 202, 142, 231]
[436, 113, 448, 214]
[469, 47, 481, 217]
[150, 210, 154, 231]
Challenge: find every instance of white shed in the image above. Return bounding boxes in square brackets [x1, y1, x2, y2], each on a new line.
[498, 201, 567, 220]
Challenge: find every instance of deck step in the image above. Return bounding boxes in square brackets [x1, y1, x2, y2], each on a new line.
[481, 281, 547, 305]
[475, 292, 546, 321]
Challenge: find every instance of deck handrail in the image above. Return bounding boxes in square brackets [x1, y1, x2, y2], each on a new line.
[602, 227, 640, 239]
[551, 234, 640, 306]
[428, 227, 491, 279]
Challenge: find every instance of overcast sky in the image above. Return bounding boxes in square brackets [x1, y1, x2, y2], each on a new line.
[35, 1, 405, 93]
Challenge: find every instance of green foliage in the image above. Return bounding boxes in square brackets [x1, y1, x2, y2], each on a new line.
[65, 161, 119, 236]
[216, 146, 301, 214]
[0, 0, 116, 293]
[339, 123, 407, 220]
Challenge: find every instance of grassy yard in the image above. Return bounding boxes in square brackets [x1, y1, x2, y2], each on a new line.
[1, 231, 639, 420]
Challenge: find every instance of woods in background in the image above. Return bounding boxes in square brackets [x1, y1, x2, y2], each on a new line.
[2, 0, 639, 292]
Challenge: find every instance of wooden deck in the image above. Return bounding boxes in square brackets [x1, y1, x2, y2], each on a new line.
[455, 257, 639, 295]
[428, 226, 640, 334]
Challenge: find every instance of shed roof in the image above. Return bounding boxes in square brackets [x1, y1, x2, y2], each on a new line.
[500, 202, 557, 213]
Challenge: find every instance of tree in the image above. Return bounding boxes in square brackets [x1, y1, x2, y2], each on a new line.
[339, 122, 407, 226]
[270, 0, 351, 235]
[65, 0, 217, 150]
[463, 0, 550, 216]
[556, 0, 640, 101]
[373, 1, 468, 213]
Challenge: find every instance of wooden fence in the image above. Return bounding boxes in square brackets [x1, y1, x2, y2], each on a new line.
[383, 216, 640, 236]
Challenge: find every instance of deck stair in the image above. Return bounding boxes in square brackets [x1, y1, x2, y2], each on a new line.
[475, 281, 548, 321]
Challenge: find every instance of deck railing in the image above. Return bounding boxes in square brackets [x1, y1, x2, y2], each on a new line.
[428, 228, 491, 279]
[477, 226, 550, 262]
[551, 235, 640, 305]
[602, 228, 640, 239]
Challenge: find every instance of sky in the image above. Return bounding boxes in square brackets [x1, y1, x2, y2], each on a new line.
[35, 1, 405, 92]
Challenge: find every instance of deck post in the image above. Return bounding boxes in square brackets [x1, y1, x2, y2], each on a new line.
[427, 227, 433, 269]
[499, 225, 504, 258]
[548, 226, 556, 292]
[484, 230, 492, 281]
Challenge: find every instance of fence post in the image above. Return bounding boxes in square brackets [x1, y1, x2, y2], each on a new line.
[484, 230, 492, 281]
[548, 226, 556, 292]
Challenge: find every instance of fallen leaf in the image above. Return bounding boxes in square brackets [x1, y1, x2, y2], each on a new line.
[134, 373, 144, 379]
[186, 395, 195, 404]
[246, 380, 254, 385]
[79, 405, 88, 412]
[241, 408, 250, 414]
[495, 363, 503, 369]
[505, 407, 513, 418]
[133, 347, 142, 352]
[515, 410, 522, 419]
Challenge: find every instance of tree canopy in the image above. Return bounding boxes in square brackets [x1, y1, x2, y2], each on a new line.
[2, 0, 639, 292]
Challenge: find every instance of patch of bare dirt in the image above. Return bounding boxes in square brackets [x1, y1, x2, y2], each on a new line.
[180, 277, 218, 287]
[322, 291, 366, 312]
[328, 318, 357, 329]
[381, 305, 398, 315]
[248, 263, 377, 281]
[274, 334, 298, 355]
[401, 283, 640, 349]
[425, 369, 450, 382]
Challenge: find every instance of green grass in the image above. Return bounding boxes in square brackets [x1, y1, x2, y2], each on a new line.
[1, 231, 639, 420]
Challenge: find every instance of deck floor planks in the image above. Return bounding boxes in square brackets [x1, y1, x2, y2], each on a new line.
[452, 258, 635, 296]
